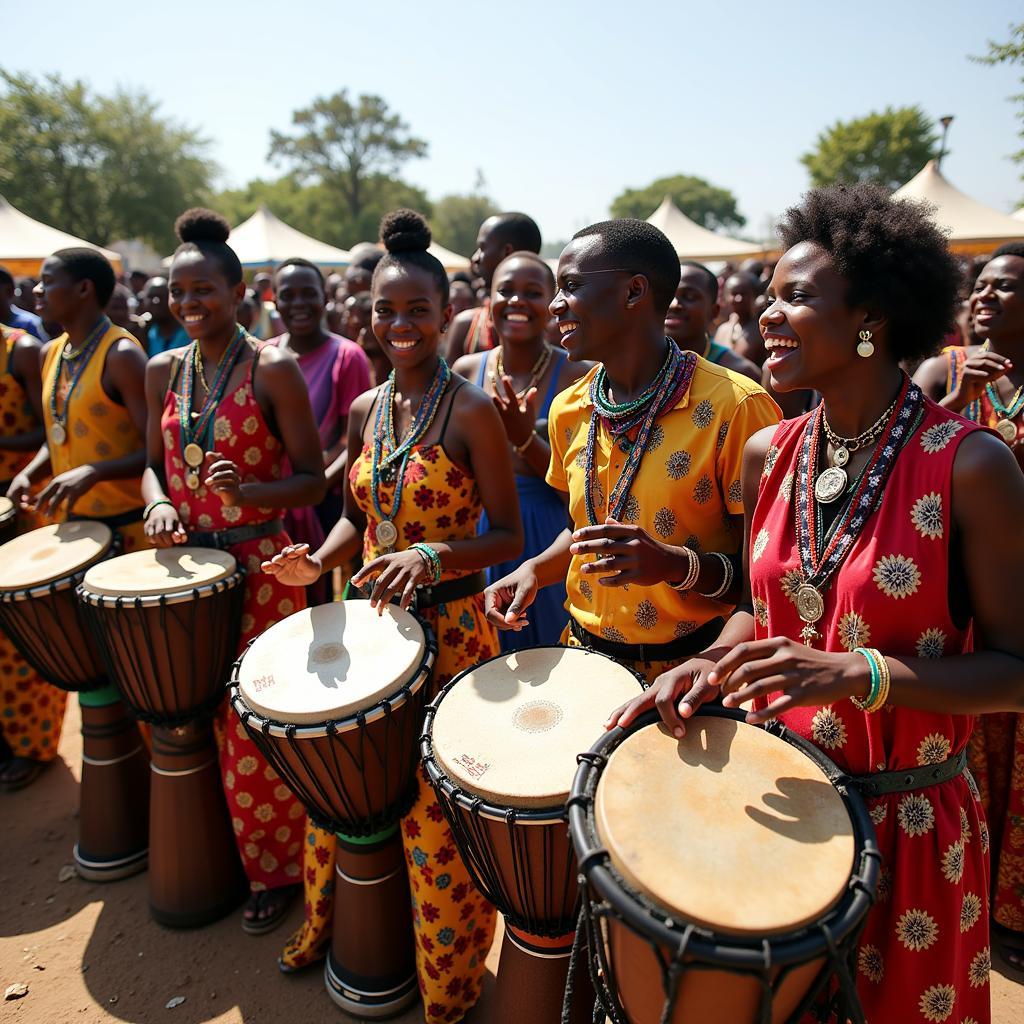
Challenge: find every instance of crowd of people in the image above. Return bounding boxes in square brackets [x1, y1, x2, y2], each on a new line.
[0, 186, 1022, 1024]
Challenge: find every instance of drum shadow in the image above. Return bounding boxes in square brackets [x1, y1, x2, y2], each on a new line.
[152, 547, 228, 584]
[745, 777, 852, 844]
[306, 603, 353, 690]
[672, 716, 737, 774]
[467, 647, 564, 703]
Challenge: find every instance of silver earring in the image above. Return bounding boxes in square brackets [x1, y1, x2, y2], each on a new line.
[857, 329, 874, 359]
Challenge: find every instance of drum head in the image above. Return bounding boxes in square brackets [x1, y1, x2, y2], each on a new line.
[0, 496, 13, 522]
[0, 521, 112, 590]
[596, 717, 855, 937]
[81, 546, 237, 597]
[237, 601, 426, 725]
[432, 647, 642, 810]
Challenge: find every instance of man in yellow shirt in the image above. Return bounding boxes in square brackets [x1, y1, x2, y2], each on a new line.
[484, 219, 779, 681]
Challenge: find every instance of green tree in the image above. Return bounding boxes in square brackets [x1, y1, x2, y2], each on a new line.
[0, 71, 215, 251]
[610, 174, 745, 231]
[431, 193, 499, 255]
[800, 106, 939, 191]
[972, 23, 1024, 193]
[268, 91, 428, 228]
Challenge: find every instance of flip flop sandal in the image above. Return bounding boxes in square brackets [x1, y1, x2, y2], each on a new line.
[241, 886, 299, 936]
[0, 758, 46, 793]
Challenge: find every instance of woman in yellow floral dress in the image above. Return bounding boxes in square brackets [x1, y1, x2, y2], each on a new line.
[265, 210, 522, 1022]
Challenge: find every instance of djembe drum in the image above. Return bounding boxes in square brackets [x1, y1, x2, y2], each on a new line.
[0, 521, 149, 880]
[422, 646, 644, 1024]
[77, 547, 247, 927]
[0, 497, 16, 545]
[230, 601, 436, 1018]
[568, 708, 880, 1024]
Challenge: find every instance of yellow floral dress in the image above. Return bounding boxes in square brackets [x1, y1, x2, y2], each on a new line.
[281, 441, 499, 1024]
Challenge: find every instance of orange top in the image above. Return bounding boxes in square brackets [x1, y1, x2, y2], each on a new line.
[41, 323, 145, 518]
[0, 325, 39, 482]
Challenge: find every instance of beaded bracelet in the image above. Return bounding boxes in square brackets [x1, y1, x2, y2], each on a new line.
[698, 552, 734, 600]
[668, 547, 701, 592]
[143, 498, 174, 521]
[851, 647, 890, 713]
[411, 542, 442, 584]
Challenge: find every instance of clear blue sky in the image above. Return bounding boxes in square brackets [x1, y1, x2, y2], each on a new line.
[6, 0, 1022, 247]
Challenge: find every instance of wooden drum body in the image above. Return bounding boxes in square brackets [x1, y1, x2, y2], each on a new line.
[568, 708, 880, 1024]
[0, 521, 149, 881]
[229, 601, 436, 1019]
[78, 547, 247, 926]
[422, 646, 644, 1024]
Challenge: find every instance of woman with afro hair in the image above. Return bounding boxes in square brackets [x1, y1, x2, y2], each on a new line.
[609, 183, 1024, 1023]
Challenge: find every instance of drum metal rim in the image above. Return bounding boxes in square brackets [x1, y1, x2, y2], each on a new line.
[420, 644, 647, 821]
[227, 644, 436, 738]
[76, 569, 246, 608]
[567, 706, 880, 970]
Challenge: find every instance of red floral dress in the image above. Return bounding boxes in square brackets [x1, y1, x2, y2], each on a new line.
[751, 401, 990, 1024]
[161, 354, 305, 892]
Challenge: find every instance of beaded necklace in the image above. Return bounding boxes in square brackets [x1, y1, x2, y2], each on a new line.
[792, 375, 923, 645]
[583, 340, 696, 525]
[48, 316, 111, 446]
[177, 326, 248, 489]
[490, 344, 552, 400]
[371, 358, 452, 550]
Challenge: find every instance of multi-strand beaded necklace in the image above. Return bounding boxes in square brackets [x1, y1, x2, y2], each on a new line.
[371, 358, 452, 550]
[48, 316, 111, 446]
[583, 340, 696, 526]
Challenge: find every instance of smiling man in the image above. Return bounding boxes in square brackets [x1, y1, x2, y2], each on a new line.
[484, 219, 779, 682]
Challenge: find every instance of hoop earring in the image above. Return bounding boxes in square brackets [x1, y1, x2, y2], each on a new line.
[857, 329, 874, 359]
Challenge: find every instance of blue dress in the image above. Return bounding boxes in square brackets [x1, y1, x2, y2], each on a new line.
[477, 352, 570, 650]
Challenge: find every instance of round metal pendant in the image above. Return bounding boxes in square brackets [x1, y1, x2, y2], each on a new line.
[814, 466, 848, 504]
[183, 442, 204, 468]
[50, 422, 67, 446]
[796, 583, 825, 624]
[996, 419, 1017, 444]
[832, 445, 850, 468]
[185, 469, 201, 491]
[376, 520, 398, 548]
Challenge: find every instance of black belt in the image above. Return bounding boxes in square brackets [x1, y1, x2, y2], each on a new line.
[351, 571, 486, 610]
[569, 616, 725, 664]
[189, 517, 283, 550]
[851, 748, 968, 798]
[69, 507, 144, 530]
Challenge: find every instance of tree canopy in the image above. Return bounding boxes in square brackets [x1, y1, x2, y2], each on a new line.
[800, 106, 939, 191]
[430, 193, 499, 256]
[972, 22, 1024, 196]
[0, 71, 214, 251]
[610, 174, 745, 231]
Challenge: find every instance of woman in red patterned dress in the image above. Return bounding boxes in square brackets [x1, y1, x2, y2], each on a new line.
[141, 209, 326, 934]
[611, 184, 1024, 1023]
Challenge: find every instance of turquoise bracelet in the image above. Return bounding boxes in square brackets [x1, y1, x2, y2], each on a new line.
[411, 543, 442, 584]
[850, 647, 881, 710]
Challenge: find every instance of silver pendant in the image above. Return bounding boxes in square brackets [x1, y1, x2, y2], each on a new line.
[50, 421, 67, 446]
[832, 445, 850, 467]
[996, 419, 1017, 443]
[376, 519, 398, 548]
[814, 466, 848, 504]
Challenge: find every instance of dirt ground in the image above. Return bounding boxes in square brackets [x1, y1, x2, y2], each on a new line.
[2, 701, 1022, 1024]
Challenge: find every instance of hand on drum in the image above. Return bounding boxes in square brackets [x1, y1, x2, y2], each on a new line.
[6, 472, 32, 510]
[710, 637, 868, 724]
[483, 564, 539, 631]
[570, 517, 690, 587]
[605, 657, 722, 737]
[204, 452, 245, 506]
[350, 550, 431, 612]
[33, 465, 99, 516]
[146, 504, 188, 547]
[261, 543, 323, 586]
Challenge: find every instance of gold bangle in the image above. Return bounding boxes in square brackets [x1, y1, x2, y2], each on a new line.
[513, 432, 536, 455]
[864, 648, 890, 712]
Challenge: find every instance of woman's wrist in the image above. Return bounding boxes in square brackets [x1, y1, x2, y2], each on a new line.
[843, 651, 875, 704]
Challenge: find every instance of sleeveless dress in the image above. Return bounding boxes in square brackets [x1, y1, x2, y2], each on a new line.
[465, 301, 497, 354]
[943, 344, 1024, 943]
[161, 349, 305, 893]
[751, 400, 990, 1024]
[476, 351, 569, 649]
[282, 390, 499, 1024]
[0, 326, 67, 762]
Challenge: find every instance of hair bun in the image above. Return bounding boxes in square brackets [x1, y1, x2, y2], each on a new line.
[175, 207, 231, 245]
[379, 209, 431, 254]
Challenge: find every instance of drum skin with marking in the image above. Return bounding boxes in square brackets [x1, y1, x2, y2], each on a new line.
[78, 547, 247, 926]
[422, 646, 644, 1024]
[568, 708, 879, 1024]
[0, 521, 149, 881]
[230, 601, 435, 1019]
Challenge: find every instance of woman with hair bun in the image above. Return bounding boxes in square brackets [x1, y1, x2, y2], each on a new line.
[265, 209, 522, 1021]
[140, 208, 326, 934]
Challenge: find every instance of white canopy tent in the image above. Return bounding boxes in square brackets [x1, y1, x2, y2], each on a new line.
[0, 195, 122, 276]
[892, 161, 1024, 255]
[1014, 207, 1024, 222]
[428, 241, 471, 272]
[228, 207, 352, 269]
[645, 197, 772, 263]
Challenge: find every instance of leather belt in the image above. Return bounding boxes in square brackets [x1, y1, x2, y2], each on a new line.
[189, 517, 283, 550]
[851, 748, 968, 798]
[569, 616, 725, 664]
[351, 571, 486, 610]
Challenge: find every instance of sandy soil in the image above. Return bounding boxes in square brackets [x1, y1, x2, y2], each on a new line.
[2, 701, 1022, 1024]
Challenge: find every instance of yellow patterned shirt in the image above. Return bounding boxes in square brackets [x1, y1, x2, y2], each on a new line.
[546, 357, 780, 645]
